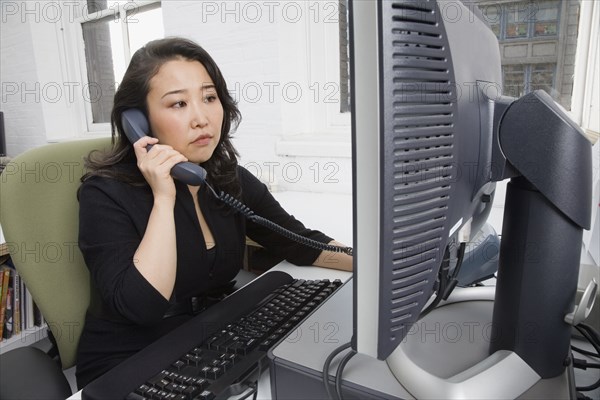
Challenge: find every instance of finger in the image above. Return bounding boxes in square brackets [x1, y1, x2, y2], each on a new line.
[132, 136, 159, 159]
[138, 145, 175, 169]
[139, 150, 187, 179]
[147, 153, 188, 181]
[161, 153, 189, 170]
[145, 146, 180, 165]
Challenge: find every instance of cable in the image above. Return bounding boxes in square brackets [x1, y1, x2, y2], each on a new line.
[322, 342, 352, 400]
[206, 185, 354, 256]
[442, 242, 466, 300]
[572, 345, 600, 360]
[335, 349, 357, 400]
[419, 246, 451, 319]
[421, 242, 467, 318]
[579, 323, 600, 344]
[573, 323, 600, 392]
[574, 359, 600, 369]
[575, 324, 600, 358]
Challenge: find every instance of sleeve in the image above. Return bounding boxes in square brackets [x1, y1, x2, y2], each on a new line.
[78, 179, 170, 325]
[239, 167, 333, 266]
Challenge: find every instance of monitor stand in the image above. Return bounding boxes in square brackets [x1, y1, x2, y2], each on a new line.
[386, 286, 575, 399]
[269, 281, 576, 399]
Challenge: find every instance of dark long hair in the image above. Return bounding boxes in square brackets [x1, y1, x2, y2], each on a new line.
[83, 37, 242, 198]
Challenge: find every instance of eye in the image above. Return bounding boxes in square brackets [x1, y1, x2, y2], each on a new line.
[171, 100, 186, 108]
[204, 94, 218, 103]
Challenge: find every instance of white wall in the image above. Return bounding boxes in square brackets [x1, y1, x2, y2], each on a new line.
[1, 6, 47, 155]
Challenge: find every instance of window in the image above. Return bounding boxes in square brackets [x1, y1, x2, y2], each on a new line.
[338, 0, 567, 112]
[480, 0, 561, 40]
[530, 63, 556, 92]
[76, 0, 163, 130]
[505, 2, 531, 39]
[502, 63, 556, 98]
[534, 0, 560, 37]
[503, 64, 527, 98]
[475, 0, 578, 110]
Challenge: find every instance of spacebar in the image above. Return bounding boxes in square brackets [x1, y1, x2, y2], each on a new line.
[82, 270, 295, 400]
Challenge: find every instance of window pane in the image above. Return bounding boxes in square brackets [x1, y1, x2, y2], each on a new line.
[85, 0, 130, 14]
[127, 7, 164, 56]
[503, 64, 526, 98]
[506, 22, 528, 38]
[535, 0, 559, 21]
[475, 0, 578, 111]
[534, 21, 558, 36]
[85, 0, 108, 14]
[81, 3, 163, 125]
[533, 0, 559, 37]
[490, 23, 501, 39]
[480, 4, 501, 39]
[530, 63, 555, 93]
[82, 16, 117, 123]
[505, 2, 529, 38]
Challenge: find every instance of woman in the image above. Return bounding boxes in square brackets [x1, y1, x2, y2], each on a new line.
[76, 37, 352, 388]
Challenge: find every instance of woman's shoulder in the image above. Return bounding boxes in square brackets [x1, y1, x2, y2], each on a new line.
[79, 170, 150, 203]
[236, 165, 268, 193]
[235, 165, 273, 207]
[236, 165, 265, 185]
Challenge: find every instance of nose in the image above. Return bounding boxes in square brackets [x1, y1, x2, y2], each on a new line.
[190, 102, 209, 128]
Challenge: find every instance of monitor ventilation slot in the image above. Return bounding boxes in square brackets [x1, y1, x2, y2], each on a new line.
[381, 0, 457, 346]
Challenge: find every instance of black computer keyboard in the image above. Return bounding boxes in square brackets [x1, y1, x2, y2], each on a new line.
[82, 271, 343, 400]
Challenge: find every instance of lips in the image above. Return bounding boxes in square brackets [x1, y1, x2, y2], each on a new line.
[191, 134, 212, 146]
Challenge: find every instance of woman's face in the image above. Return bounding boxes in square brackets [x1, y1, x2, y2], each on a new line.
[146, 58, 224, 164]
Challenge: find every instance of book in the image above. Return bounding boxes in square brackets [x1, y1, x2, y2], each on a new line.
[24, 284, 34, 330]
[13, 271, 20, 335]
[33, 301, 42, 327]
[3, 287, 13, 339]
[0, 266, 10, 338]
[20, 277, 26, 332]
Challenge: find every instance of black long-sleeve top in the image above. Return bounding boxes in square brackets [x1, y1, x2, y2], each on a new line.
[75, 165, 331, 388]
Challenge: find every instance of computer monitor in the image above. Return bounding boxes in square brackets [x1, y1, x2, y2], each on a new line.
[350, 0, 592, 398]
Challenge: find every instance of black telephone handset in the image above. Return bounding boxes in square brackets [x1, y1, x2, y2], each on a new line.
[121, 108, 353, 256]
[121, 108, 207, 186]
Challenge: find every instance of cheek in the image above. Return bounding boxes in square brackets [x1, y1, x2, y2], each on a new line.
[150, 114, 184, 145]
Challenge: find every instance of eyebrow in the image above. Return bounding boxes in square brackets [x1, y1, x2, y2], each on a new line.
[161, 84, 216, 99]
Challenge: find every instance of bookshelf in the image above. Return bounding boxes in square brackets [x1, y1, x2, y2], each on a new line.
[0, 223, 47, 355]
[0, 325, 47, 355]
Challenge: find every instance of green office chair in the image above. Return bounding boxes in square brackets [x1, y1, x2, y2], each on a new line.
[0, 138, 259, 399]
[0, 138, 111, 399]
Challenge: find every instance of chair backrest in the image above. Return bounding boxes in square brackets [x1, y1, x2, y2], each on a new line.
[0, 138, 111, 369]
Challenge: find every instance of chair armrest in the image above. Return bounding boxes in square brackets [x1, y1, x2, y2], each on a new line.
[0, 346, 72, 400]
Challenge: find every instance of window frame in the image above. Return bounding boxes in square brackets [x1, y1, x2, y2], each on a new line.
[274, 1, 352, 158]
[502, 62, 557, 98]
[484, 0, 562, 41]
[73, 0, 161, 133]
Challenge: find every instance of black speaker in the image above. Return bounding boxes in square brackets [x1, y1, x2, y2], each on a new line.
[0, 112, 5, 156]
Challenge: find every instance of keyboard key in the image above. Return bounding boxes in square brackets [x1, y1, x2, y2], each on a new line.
[134, 384, 151, 396]
[198, 390, 215, 400]
[171, 360, 186, 371]
[182, 385, 201, 398]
